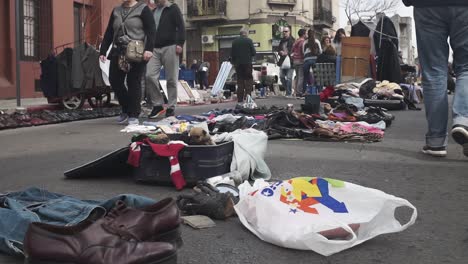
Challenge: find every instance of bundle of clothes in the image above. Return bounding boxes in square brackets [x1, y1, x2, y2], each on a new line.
[124, 101, 393, 144]
[0, 107, 121, 130]
[321, 78, 422, 111]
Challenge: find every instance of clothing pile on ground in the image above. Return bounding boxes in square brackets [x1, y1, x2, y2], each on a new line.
[321, 78, 422, 111]
[126, 101, 393, 143]
[0, 107, 121, 130]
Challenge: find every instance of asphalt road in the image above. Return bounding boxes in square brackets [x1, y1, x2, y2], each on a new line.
[0, 97, 467, 264]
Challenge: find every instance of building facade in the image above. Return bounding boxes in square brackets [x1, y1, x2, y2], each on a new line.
[391, 14, 414, 65]
[179, 0, 340, 85]
[0, 0, 121, 100]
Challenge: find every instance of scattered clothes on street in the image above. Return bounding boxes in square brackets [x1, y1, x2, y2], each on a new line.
[0, 187, 156, 256]
[0, 107, 121, 130]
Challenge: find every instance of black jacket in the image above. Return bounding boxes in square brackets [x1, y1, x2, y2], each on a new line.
[231, 36, 256, 65]
[56, 48, 74, 97]
[153, 4, 185, 48]
[276, 36, 295, 67]
[403, 0, 468, 7]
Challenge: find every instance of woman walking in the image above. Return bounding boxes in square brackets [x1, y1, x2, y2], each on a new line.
[333, 28, 346, 84]
[100, 0, 156, 125]
[303, 29, 321, 94]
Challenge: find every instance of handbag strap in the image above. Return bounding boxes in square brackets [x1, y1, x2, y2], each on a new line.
[119, 2, 144, 35]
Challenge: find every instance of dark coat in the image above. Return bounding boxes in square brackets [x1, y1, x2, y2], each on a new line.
[40, 55, 58, 98]
[374, 16, 398, 55]
[153, 3, 185, 48]
[377, 39, 401, 83]
[231, 36, 256, 65]
[351, 21, 370, 37]
[72, 43, 105, 90]
[276, 36, 295, 67]
[56, 48, 74, 97]
[403, 0, 468, 7]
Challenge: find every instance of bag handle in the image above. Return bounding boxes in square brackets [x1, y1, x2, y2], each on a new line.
[387, 197, 418, 231]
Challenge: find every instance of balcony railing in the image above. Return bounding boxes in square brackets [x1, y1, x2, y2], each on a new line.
[187, 0, 227, 21]
[267, 0, 297, 6]
[313, 0, 333, 28]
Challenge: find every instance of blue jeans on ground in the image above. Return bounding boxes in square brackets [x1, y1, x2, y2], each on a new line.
[280, 68, 294, 96]
[0, 187, 155, 256]
[303, 59, 316, 93]
[414, 6, 468, 147]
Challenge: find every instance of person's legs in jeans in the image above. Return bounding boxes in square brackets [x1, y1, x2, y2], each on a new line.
[280, 69, 288, 95]
[285, 68, 294, 96]
[303, 60, 312, 94]
[162, 45, 179, 110]
[109, 57, 129, 115]
[336, 56, 342, 84]
[449, 7, 468, 133]
[294, 64, 304, 96]
[414, 7, 450, 148]
[126, 62, 144, 118]
[146, 49, 165, 108]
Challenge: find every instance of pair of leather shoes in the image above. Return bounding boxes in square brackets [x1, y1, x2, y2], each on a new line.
[24, 198, 181, 264]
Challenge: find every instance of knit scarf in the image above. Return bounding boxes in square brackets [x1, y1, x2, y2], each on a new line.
[128, 139, 187, 190]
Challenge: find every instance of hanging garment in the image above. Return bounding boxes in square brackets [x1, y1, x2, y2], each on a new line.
[40, 55, 58, 98]
[377, 39, 401, 83]
[351, 21, 371, 37]
[373, 16, 399, 55]
[56, 48, 74, 97]
[73, 43, 106, 90]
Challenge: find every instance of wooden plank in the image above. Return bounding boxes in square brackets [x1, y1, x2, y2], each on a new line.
[341, 37, 371, 82]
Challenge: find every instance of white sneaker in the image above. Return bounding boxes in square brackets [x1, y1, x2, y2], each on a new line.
[127, 118, 139, 126]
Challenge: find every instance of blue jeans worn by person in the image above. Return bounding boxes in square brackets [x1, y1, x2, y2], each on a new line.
[280, 68, 294, 96]
[303, 59, 317, 94]
[414, 7, 468, 147]
[335, 55, 342, 84]
[0, 187, 155, 256]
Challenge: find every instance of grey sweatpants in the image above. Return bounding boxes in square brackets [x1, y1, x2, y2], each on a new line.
[145, 45, 179, 109]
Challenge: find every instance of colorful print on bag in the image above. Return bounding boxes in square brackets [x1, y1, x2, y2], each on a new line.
[251, 177, 348, 215]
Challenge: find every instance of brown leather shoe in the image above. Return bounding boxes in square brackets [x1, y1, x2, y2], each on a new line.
[106, 198, 182, 247]
[24, 216, 177, 264]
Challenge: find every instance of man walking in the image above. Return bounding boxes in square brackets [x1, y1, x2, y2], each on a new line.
[403, 0, 468, 157]
[198, 60, 210, 90]
[146, 0, 185, 118]
[277, 26, 295, 97]
[231, 29, 256, 103]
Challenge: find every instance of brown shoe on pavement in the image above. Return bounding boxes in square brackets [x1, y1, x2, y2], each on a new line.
[24, 216, 177, 264]
[106, 198, 182, 247]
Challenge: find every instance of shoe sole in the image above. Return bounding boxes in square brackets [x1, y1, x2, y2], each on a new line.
[117, 117, 128, 124]
[451, 127, 468, 145]
[149, 110, 166, 119]
[25, 253, 177, 264]
[422, 149, 447, 157]
[150, 226, 183, 249]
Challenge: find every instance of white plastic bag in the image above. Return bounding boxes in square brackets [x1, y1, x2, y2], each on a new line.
[235, 177, 417, 256]
[280, 56, 291, 70]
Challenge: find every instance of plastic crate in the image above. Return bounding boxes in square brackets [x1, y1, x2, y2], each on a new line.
[133, 141, 234, 187]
